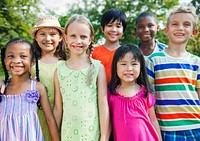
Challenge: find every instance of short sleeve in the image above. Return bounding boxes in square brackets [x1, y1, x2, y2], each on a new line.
[147, 93, 156, 108]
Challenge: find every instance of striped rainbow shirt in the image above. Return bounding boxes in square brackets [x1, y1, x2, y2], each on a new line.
[146, 51, 200, 131]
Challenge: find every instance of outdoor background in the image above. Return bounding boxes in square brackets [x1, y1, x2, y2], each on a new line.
[0, 0, 199, 78]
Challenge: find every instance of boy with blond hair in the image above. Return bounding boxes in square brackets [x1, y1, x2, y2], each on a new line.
[146, 4, 200, 140]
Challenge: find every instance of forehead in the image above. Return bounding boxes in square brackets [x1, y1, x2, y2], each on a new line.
[108, 19, 122, 24]
[37, 27, 59, 33]
[6, 42, 30, 53]
[119, 52, 135, 61]
[137, 16, 157, 24]
[67, 21, 91, 34]
[169, 13, 195, 23]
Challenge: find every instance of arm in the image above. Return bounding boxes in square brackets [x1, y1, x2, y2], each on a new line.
[0, 79, 5, 94]
[98, 64, 111, 141]
[197, 88, 200, 100]
[149, 106, 162, 141]
[53, 69, 63, 130]
[37, 82, 60, 141]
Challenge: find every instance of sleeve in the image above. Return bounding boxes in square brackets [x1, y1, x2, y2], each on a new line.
[145, 57, 155, 91]
[197, 58, 200, 88]
[147, 93, 156, 108]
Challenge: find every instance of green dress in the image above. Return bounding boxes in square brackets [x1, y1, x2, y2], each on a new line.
[32, 60, 64, 141]
[57, 60, 101, 141]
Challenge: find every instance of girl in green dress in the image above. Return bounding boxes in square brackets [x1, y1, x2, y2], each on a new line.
[29, 15, 66, 141]
[53, 14, 110, 141]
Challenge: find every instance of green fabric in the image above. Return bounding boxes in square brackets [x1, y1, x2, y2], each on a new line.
[57, 59, 101, 141]
[32, 60, 64, 141]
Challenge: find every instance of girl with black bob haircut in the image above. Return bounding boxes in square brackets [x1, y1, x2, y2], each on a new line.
[108, 44, 162, 141]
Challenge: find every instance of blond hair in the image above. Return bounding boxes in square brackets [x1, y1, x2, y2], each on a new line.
[166, 4, 199, 29]
[64, 14, 95, 86]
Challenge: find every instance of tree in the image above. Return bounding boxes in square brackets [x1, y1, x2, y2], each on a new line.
[59, 0, 200, 56]
[0, 0, 40, 49]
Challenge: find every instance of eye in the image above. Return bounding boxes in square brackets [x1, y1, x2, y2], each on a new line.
[20, 55, 27, 59]
[80, 35, 87, 39]
[50, 33, 56, 36]
[148, 24, 154, 28]
[106, 24, 112, 27]
[7, 55, 14, 58]
[137, 25, 144, 29]
[117, 25, 122, 28]
[39, 33, 45, 36]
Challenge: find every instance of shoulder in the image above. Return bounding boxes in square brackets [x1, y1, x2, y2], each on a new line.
[35, 81, 47, 96]
[155, 40, 168, 50]
[93, 45, 105, 53]
[148, 50, 166, 60]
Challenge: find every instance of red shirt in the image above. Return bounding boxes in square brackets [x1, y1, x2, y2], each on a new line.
[92, 45, 118, 84]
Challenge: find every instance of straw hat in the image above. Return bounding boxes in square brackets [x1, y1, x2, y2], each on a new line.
[29, 15, 64, 37]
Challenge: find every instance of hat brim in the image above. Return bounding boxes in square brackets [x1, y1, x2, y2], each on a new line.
[29, 26, 64, 38]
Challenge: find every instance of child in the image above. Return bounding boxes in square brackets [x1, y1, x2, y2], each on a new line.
[0, 38, 60, 141]
[29, 15, 66, 140]
[135, 11, 167, 59]
[108, 44, 162, 141]
[146, 4, 200, 140]
[92, 8, 127, 83]
[53, 14, 110, 141]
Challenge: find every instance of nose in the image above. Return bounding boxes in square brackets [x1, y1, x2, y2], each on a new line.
[13, 57, 21, 63]
[111, 26, 117, 31]
[76, 37, 82, 44]
[45, 34, 51, 40]
[127, 64, 133, 71]
[143, 26, 149, 31]
[178, 25, 183, 31]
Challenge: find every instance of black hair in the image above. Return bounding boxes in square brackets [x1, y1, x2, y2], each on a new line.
[101, 8, 127, 32]
[0, 38, 40, 104]
[135, 11, 158, 26]
[108, 44, 151, 97]
[33, 29, 66, 60]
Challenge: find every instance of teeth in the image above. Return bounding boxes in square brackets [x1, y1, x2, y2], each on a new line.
[175, 33, 184, 36]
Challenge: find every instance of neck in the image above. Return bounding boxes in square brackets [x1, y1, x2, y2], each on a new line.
[67, 55, 90, 70]
[104, 41, 120, 51]
[166, 42, 188, 57]
[139, 40, 156, 56]
[40, 54, 59, 64]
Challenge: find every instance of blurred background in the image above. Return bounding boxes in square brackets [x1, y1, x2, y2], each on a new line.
[0, 0, 199, 78]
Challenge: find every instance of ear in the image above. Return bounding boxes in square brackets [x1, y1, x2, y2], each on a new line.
[192, 29, 198, 37]
[100, 26, 104, 32]
[31, 60, 35, 66]
[157, 25, 160, 31]
[89, 36, 94, 45]
[164, 27, 169, 36]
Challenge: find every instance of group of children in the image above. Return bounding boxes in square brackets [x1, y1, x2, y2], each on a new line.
[0, 3, 199, 141]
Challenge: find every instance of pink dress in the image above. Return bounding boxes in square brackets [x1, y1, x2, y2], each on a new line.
[108, 85, 160, 141]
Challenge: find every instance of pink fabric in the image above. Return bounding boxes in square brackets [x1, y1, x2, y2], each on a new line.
[108, 85, 160, 141]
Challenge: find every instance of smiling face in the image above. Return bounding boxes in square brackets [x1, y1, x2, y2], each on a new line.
[136, 16, 159, 42]
[116, 52, 141, 85]
[164, 13, 197, 44]
[35, 27, 62, 55]
[65, 21, 93, 56]
[102, 20, 123, 43]
[4, 42, 32, 77]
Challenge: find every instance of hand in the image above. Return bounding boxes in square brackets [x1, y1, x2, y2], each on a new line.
[0, 79, 6, 94]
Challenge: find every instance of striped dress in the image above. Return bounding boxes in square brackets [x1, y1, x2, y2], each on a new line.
[0, 80, 44, 141]
[146, 51, 200, 131]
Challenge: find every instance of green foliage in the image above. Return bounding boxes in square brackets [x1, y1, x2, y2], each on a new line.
[59, 0, 200, 56]
[0, 0, 40, 49]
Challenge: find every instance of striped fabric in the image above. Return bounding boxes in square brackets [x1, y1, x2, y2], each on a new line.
[0, 80, 44, 141]
[146, 51, 200, 131]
